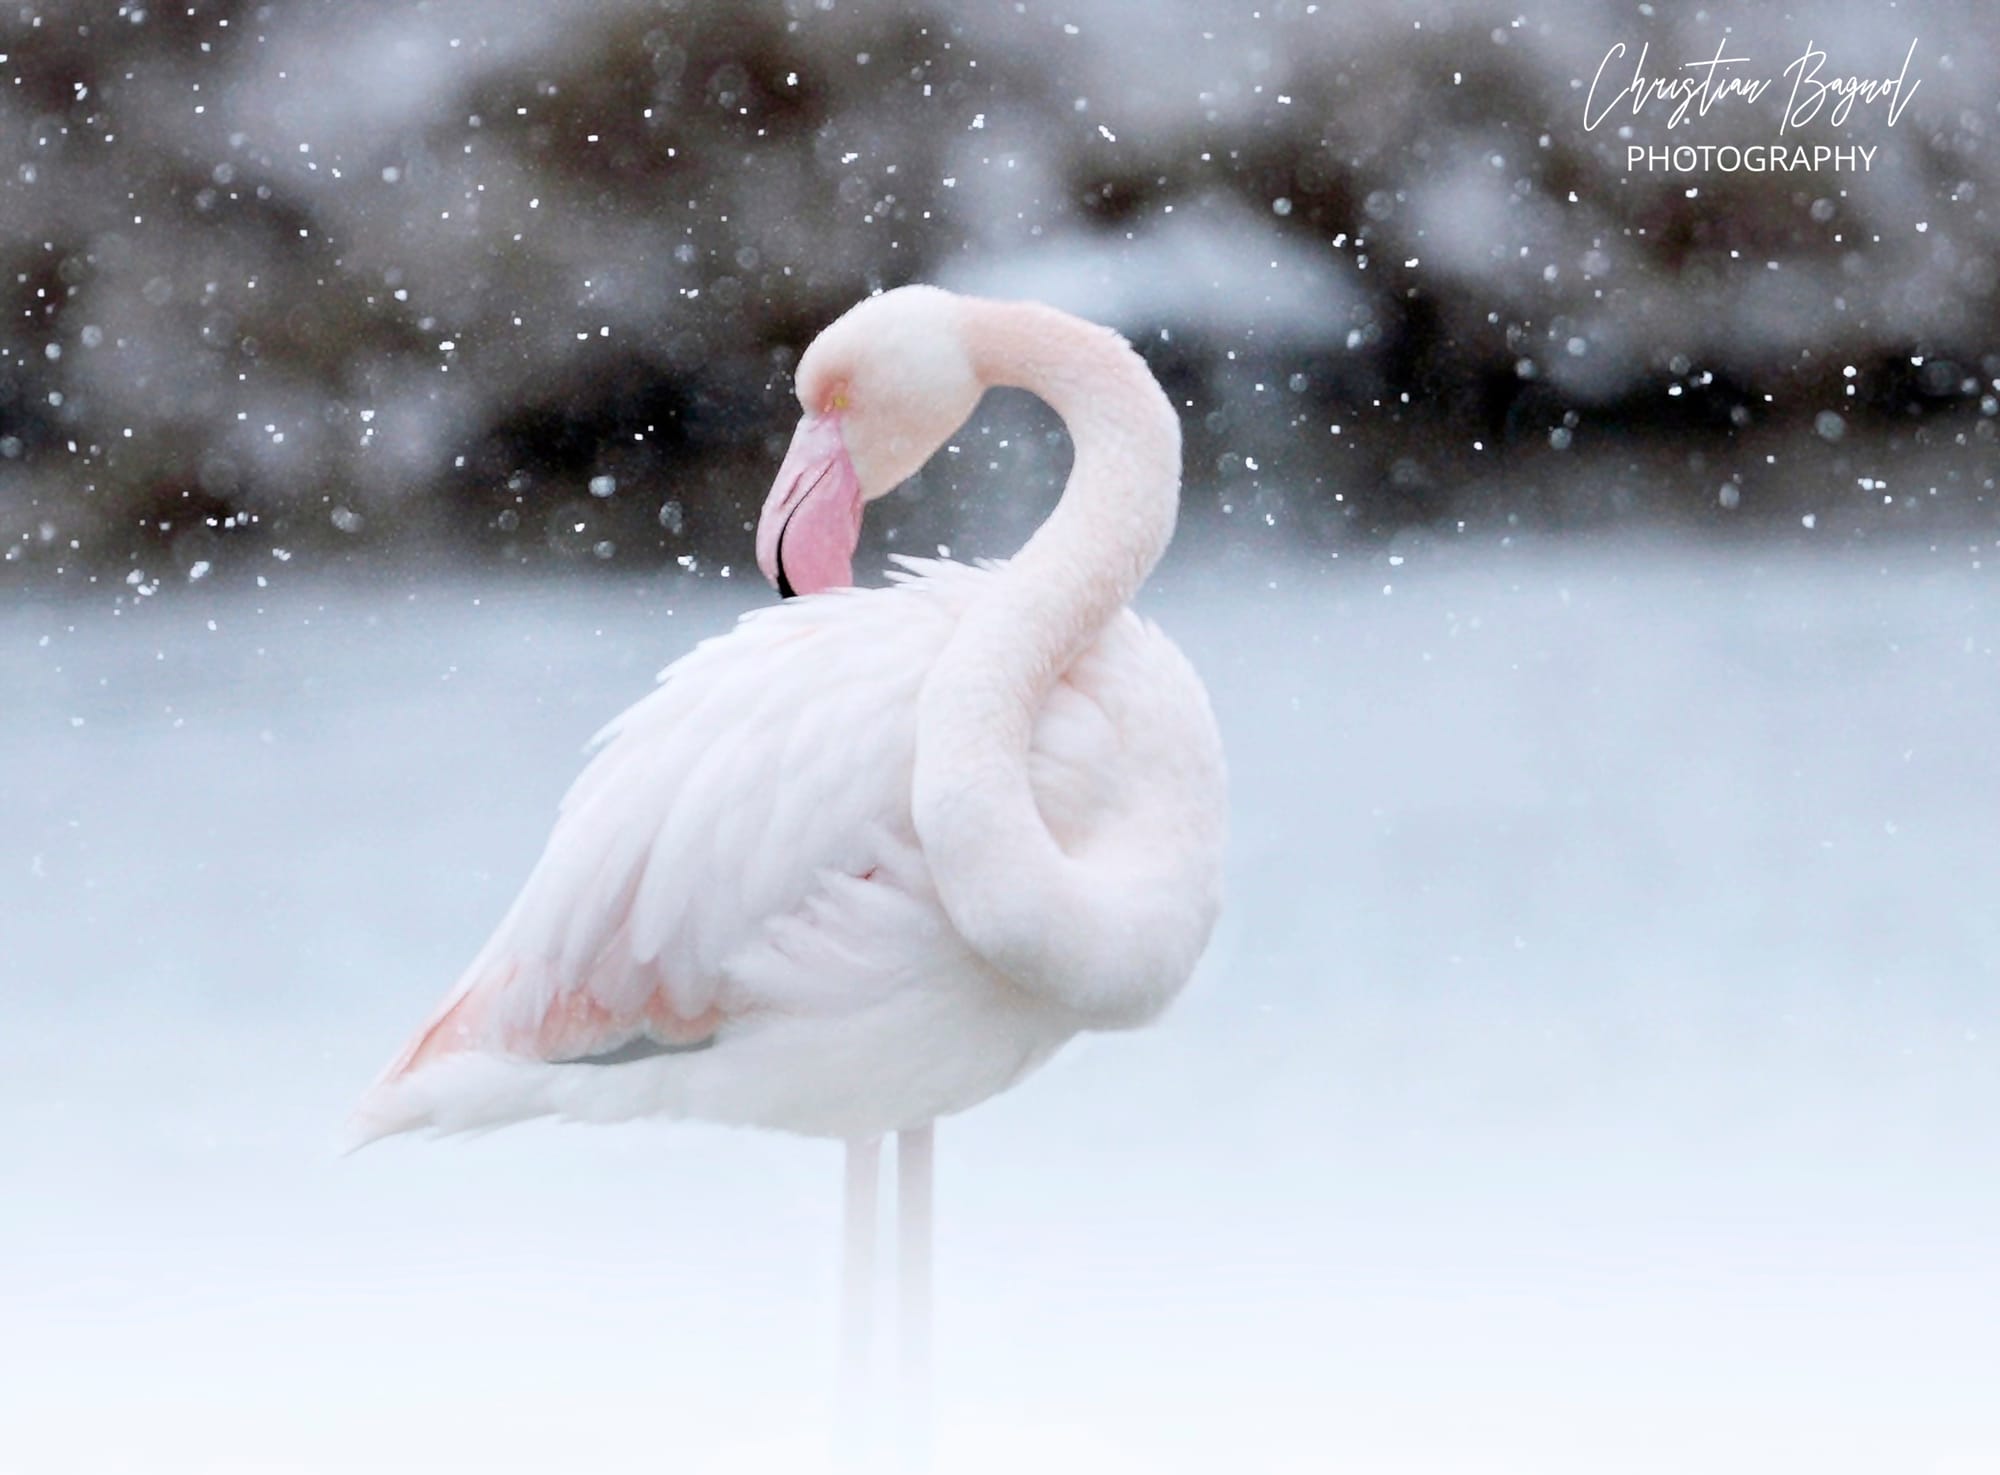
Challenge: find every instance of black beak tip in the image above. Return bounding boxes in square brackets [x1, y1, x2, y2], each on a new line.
[773, 511, 799, 599]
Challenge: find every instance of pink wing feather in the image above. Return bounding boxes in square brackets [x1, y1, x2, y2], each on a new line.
[362, 564, 980, 1107]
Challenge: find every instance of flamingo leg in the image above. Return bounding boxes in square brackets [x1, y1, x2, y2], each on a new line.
[897, 1123, 935, 1472]
[839, 1134, 881, 1469]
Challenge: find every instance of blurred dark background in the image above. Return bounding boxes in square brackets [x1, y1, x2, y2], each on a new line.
[2, 0, 1995, 587]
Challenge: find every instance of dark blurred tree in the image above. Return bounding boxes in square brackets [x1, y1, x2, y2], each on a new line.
[1, 0, 1994, 585]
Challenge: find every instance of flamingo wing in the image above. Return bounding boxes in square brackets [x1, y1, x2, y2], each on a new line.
[368, 568, 975, 1096]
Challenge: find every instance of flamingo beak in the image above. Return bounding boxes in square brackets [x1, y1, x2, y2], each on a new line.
[755, 413, 864, 598]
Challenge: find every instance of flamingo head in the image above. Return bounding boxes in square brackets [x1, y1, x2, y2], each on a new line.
[756, 285, 982, 597]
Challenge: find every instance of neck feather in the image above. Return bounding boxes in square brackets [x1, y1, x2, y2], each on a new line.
[910, 298, 1190, 1019]
[964, 298, 1181, 620]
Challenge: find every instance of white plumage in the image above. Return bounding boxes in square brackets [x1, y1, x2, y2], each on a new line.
[353, 557, 1221, 1144]
[352, 285, 1227, 1150]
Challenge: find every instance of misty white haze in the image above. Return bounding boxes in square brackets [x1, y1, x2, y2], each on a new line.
[6, 543, 1998, 1472]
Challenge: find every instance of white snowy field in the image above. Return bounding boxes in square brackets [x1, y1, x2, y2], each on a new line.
[2, 540, 1997, 1474]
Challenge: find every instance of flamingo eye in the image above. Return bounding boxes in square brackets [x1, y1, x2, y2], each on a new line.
[827, 389, 850, 413]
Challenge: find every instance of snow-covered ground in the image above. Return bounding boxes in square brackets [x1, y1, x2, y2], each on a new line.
[3, 541, 1996, 1474]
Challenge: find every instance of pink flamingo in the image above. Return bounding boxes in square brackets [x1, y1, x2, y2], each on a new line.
[351, 286, 1227, 1456]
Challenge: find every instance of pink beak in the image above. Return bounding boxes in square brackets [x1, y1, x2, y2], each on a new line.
[755, 413, 864, 598]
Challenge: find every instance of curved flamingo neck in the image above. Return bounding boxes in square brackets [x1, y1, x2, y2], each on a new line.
[910, 298, 1189, 1019]
[946, 298, 1181, 713]
[961, 299, 1181, 620]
